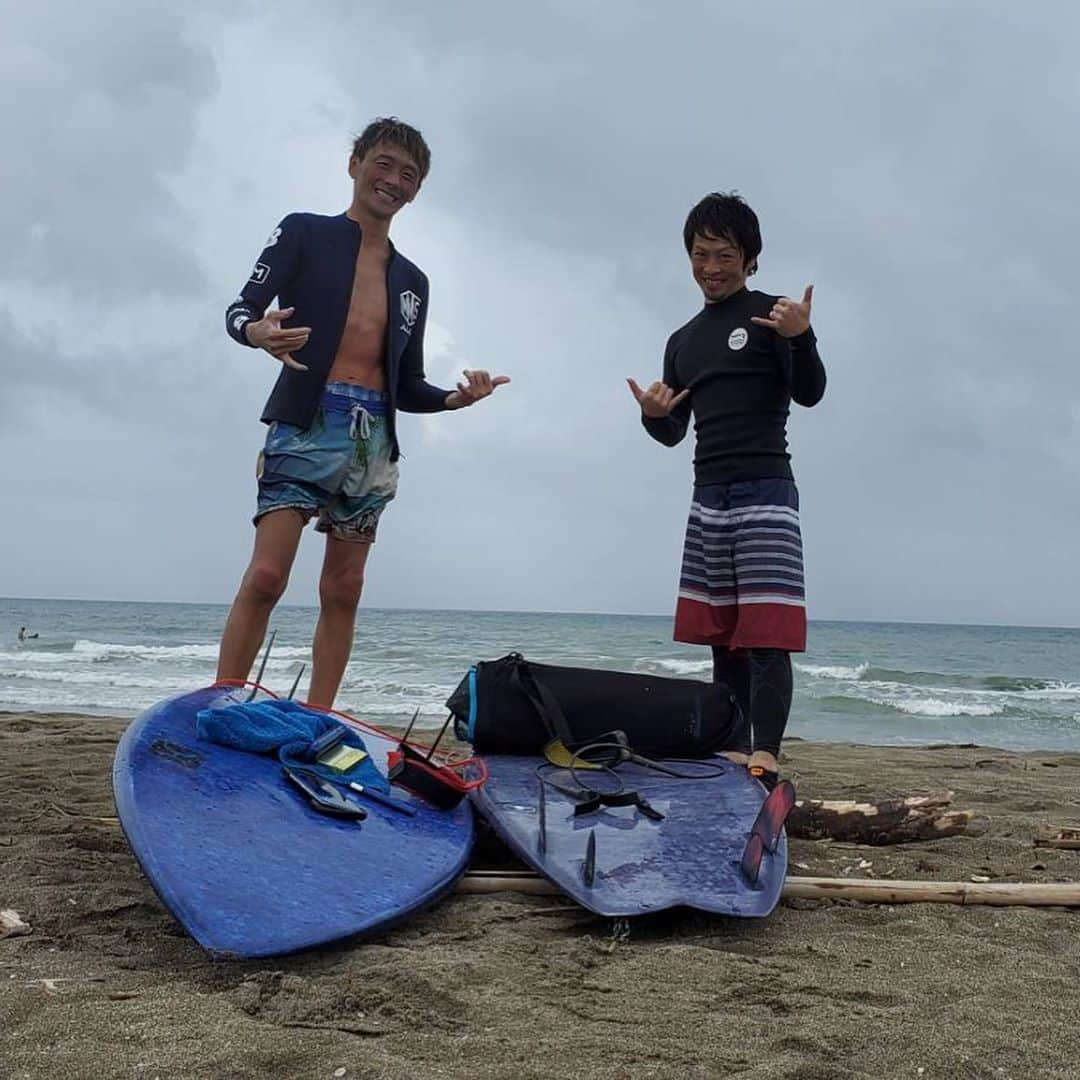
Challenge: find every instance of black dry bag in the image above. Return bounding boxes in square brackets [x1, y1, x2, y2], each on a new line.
[446, 653, 742, 758]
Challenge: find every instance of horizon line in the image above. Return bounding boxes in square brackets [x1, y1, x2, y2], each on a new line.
[1, 595, 1077, 633]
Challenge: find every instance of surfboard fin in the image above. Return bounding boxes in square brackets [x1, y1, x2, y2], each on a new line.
[537, 778, 548, 854]
[583, 830, 597, 887]
[740, 833, 765, 885]
[246, 630, 277, 701]
[739, 780, 795, 885]
[286, 664, 305, 700]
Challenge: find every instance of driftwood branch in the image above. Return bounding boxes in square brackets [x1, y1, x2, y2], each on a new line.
[1033, 824, 1080, 851]
[457, 872, 1080, 908]
[788, 791, 974, 845]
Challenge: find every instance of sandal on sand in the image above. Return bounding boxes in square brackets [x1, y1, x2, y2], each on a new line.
[748, 765, 779, 792]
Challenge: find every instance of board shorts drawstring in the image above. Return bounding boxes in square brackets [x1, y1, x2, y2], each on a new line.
[348, 403, 373, 440]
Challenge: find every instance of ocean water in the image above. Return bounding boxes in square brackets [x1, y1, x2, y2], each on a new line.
[1, 597, 1078, 751]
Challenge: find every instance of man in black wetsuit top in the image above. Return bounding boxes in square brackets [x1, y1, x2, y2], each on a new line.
[629, 192, 826, 789]
[217, 118, 508, 708]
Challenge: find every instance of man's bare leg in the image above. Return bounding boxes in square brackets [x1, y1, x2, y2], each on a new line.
[307, 534, 372, 708]
[216, 510, 307, 683]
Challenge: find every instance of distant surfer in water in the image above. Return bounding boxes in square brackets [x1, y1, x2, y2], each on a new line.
[17, 626, 37, 641]
[217, 118, 509, 707]
[629, 193, 826, 789]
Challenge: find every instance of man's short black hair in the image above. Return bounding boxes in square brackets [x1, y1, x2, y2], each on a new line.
[352, 117, 431, 182]
[683, 192, 761, 273]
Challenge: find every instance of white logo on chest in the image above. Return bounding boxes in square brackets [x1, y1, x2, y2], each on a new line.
[399, 290, 421, 333]
[728, 327, 748, 350]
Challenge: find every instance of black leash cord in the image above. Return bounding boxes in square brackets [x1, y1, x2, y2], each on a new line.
[534, 740, 729, 804]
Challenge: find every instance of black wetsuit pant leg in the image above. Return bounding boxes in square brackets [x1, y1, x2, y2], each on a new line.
[712, 647, 792, 757]
[711, 647, 751, 753]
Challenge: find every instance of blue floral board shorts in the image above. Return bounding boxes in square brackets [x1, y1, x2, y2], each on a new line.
[255, 382, 398, 543]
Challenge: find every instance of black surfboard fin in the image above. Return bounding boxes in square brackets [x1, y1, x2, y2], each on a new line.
[286, 664, 305, 701]
[246, 629, 277, 701]
[425, 712, 454, 760]
[537, 778, 548, 854]
[583, 829, 597, 887]
[401, 706, 421, 743]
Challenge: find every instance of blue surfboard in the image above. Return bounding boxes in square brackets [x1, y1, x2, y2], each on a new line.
[471, 754, 788, 918]
[113, 685, 473, 958]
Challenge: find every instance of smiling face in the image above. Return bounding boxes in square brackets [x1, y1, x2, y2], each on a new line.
[689, 230, 751, 303]
[348, 139, 421, 222]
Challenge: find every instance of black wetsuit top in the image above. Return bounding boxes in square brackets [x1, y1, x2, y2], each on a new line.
[225, 212, 451, 461]
[642, 287, 826, 484]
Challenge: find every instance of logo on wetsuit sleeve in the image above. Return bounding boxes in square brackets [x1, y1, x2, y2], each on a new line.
[249, 262, 270, 285]
[728, 327, 748, 350]
[263, 226, 282, 249]
[399, 290, 421, 334]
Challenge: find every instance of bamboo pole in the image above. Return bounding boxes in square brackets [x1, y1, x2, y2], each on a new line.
[781, 877, 1080, 907]
[459, 874, 560, 896]
[456, 871, 1080, 907]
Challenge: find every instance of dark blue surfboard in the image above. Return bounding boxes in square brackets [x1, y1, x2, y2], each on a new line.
[113, 686, 472, 959]
[471, 754, 787, 917]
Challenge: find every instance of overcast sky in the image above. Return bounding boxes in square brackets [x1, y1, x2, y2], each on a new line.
[2, 1, 1077, 626]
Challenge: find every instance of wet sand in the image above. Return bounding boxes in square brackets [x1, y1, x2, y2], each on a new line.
[2, 711, 1079, 1079]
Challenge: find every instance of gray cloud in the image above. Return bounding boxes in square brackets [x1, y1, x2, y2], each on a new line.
[0, 3, 221, 306]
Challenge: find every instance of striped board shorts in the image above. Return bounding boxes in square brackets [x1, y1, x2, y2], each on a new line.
[674, 478, 807, 652]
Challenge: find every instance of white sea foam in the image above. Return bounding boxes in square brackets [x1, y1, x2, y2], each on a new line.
[1016, 682, 1080, 701]
[0, 650, 82, 666]
[0, 667, 191, 690]
[795, 662, 870, 680]
[0, 683, 180, 715]
[335, 698, 448, 717]
[70, 639, 311, 662]
[863, 694, 1004, 718]
[645, 658, 713, 677]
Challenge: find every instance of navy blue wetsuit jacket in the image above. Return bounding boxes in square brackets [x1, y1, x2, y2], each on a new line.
[225, 212, 451, 461]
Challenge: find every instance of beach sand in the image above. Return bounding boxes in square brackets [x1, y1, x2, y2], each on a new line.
[2, 712, 1079, 1079]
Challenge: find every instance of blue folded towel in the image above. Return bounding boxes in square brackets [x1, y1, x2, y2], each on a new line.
[196, 698, 389, 793]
